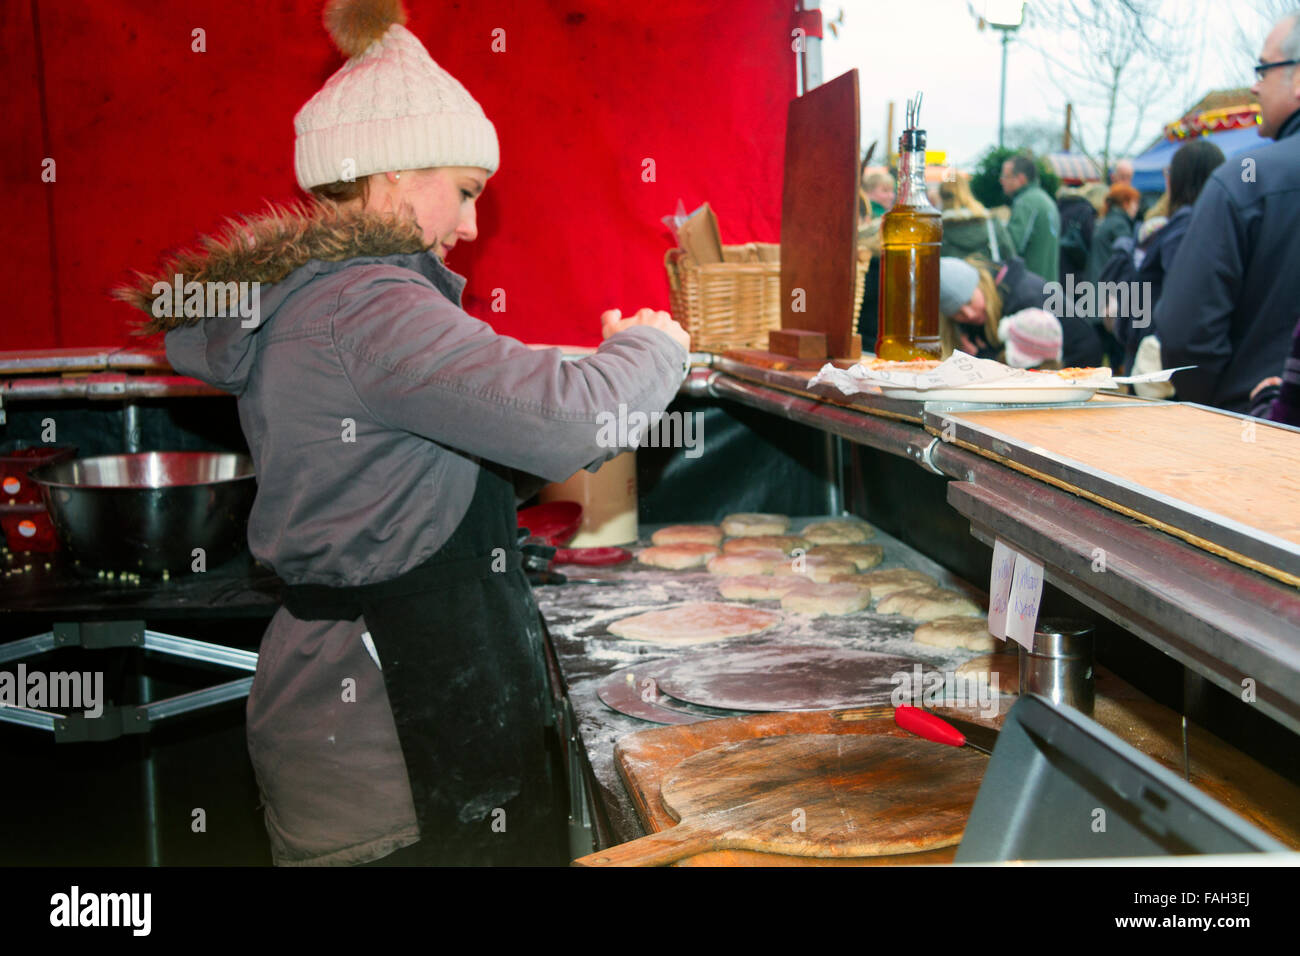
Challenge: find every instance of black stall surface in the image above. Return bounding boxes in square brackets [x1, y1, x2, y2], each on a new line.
[635, 397, 832, 524]
[1, 547, 278, 865]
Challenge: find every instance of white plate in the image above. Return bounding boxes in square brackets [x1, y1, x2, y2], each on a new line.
[880, 385, 1101, 403]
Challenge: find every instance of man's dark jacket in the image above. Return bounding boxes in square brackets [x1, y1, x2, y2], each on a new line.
[1155, 109, 1300, 411]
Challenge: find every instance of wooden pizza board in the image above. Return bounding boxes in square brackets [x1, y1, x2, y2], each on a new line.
[576, 729, 986, 866]
[585, 684, 1300, 866]
[588, 707, 992, 866]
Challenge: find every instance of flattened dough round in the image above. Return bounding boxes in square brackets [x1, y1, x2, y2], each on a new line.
[860, 568, 936, 599]
[877, 586, 982, 622]
[707, 549, 787, 576]
[723, 535, 810, 555]
[721, 513, 791, 537]
[607, 602, 782, 644]
[651, 524, 723, 547]
[780, 582, 873, 616]
[957, 653, 1019, 696]
[801, 519, 876, 544]
[717, 575, 807, 601]
[808, 543, 884, 570]
[772, 555, 858, 583]
[637, 543, 718, 569]
[913, 616, 997, 651]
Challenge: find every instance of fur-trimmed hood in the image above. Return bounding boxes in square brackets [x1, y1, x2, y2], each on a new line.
[114, 200, 430, 335]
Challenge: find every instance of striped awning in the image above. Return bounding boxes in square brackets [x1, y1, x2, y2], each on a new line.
[1045, 152, 1102, 183]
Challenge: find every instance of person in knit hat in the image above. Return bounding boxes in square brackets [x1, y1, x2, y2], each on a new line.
[938, 255, 1102, 368]
[118, 0, 690, 867]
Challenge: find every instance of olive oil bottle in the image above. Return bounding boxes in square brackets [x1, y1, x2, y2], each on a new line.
[876, 94, 942, 360]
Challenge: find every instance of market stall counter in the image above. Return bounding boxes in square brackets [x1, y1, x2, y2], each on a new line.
[536, 359, 1300, 864]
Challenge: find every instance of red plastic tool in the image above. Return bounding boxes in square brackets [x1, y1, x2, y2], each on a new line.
[516, 501, 583, 546]
[894, 705, 966, 747]
[893, 705, 997, 755]
[552, 546, 632, 566]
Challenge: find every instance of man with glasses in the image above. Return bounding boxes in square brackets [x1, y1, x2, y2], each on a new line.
[1154, 11, 1300, 412]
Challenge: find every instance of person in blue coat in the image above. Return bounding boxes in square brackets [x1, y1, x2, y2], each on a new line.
[1154, 12, 1300, 411]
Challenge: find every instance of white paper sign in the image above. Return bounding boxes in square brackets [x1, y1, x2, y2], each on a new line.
[1006, 553, 1045, 650]
[987, 539, 1017, 640]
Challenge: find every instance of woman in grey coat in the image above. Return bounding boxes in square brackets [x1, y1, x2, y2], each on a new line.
[118, 0, 690, 865]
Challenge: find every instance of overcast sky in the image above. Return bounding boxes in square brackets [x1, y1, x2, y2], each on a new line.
[822, 0, 1275, 169]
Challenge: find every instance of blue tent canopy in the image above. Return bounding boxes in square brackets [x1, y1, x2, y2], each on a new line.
[1131, 126, 1265, 193]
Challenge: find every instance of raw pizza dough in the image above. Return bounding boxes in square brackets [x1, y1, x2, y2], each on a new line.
[957, 653, 1020, 696]
[722, 534, 809, 555]
[780, 581, 873, 616]
[606, 602, 782, 644]
[877, 586, 982, 622]
[772, 555, 858, 583]
[637, 543, 719, 569]
[721, 513, 791, 537]
[808, 543, 884, 570]
[800, 519, 876, 544]
[860, 568, 936, 599]
[651, 524, 723, 547]
[913, 616, 998, 651]
[707, 549, 788, 576]
[716, 575, 807, 601]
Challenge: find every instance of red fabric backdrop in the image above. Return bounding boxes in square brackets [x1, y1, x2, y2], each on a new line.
[1, 1, 795, 350]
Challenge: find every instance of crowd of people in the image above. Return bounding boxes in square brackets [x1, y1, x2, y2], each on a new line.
[857, 8, 1300, 427]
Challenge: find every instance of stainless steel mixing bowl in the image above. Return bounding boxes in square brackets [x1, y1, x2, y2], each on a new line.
[30, 451, 256, 574]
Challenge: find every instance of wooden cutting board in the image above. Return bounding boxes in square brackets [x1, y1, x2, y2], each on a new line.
[575, 732, 985, 866]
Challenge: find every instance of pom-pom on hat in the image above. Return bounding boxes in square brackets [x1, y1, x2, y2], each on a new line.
[999, 308, 1064, 368]
[294, 0, 499, 191]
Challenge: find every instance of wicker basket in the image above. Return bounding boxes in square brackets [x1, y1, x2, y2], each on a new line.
[664, 242, 872, 353]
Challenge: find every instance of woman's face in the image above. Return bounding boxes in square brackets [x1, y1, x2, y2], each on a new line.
[366, 166, 489, 260]
[954, 286, 986, 325]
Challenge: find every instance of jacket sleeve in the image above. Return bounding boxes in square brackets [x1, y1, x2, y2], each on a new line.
[993, 220, 1014, 263]
[1154, 177, 1244, 405]
[1087, 218, 1115, 281]
[1005, 195, 1036, 256]
[328, 266, 689, 482]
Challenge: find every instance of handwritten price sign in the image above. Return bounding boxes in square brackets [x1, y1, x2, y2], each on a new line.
[987, 539, 1016, 639]
[1006, 553, 1044, 650]
[988, 539, 1043, 649]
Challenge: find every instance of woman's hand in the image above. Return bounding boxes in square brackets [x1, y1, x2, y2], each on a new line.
[601, 308, 691, 353]
[958, 332, 978, 355]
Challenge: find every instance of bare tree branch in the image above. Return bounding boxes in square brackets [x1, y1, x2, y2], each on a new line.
[1021, 0, 1202, 175]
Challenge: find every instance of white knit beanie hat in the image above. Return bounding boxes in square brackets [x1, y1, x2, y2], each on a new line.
[294, 0, 499, 191]
[999, 308, 1064, 369]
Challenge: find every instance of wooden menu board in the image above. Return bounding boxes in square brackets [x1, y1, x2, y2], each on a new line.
[779, 69, 860, 359]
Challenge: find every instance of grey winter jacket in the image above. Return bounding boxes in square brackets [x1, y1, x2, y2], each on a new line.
[136, 206, 688, 863]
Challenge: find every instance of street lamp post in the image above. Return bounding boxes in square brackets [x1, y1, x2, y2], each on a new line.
[984, 1, 1026, 150]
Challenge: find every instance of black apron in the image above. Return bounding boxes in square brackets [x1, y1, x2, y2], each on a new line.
[282, 464, 557, 865]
